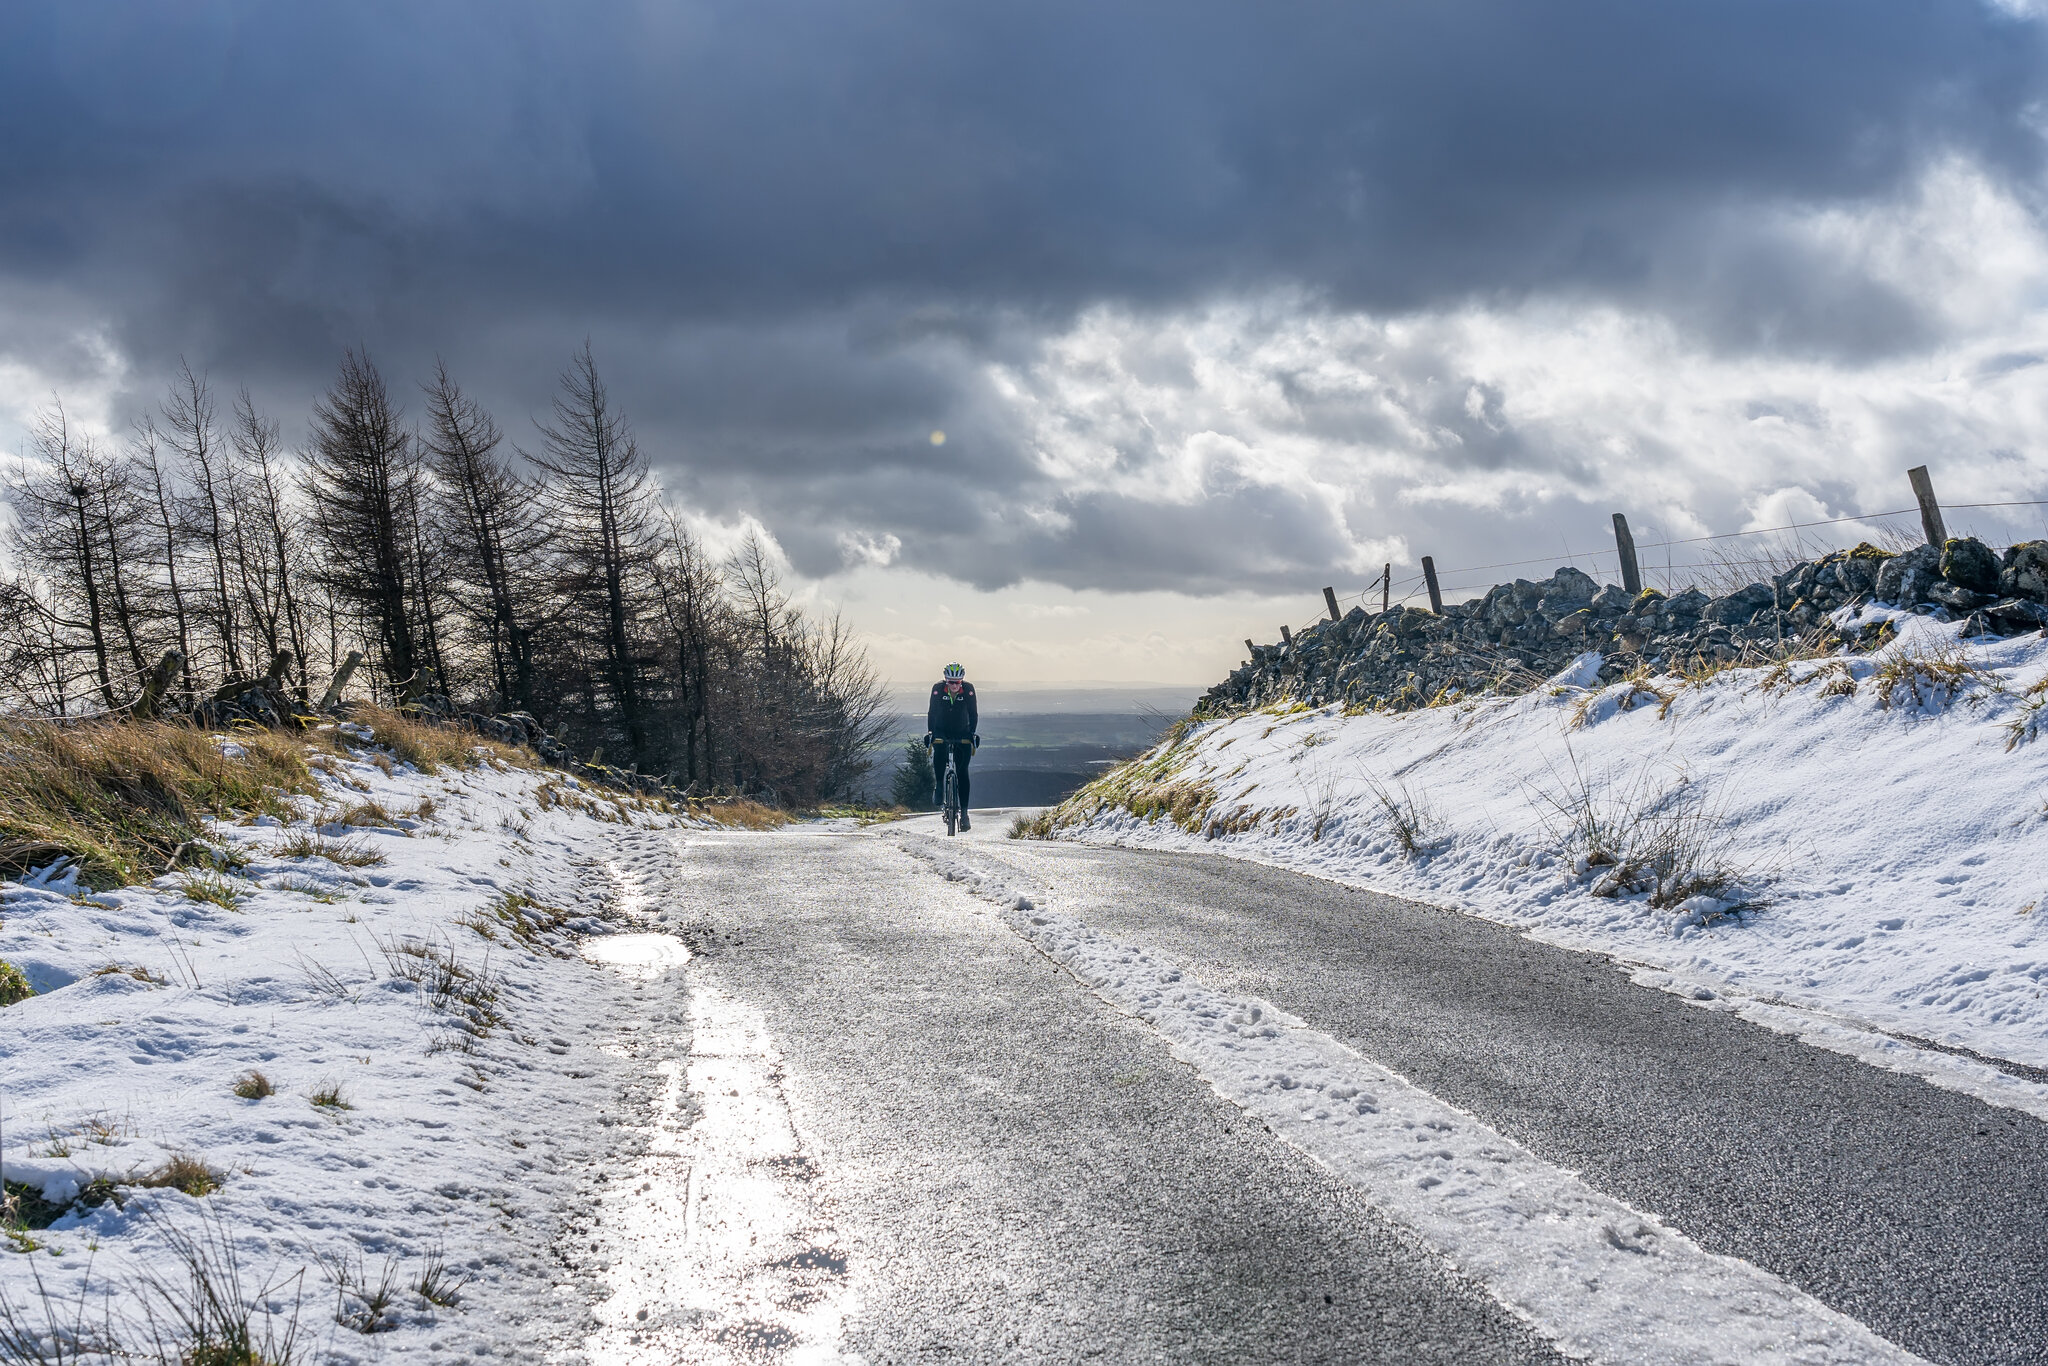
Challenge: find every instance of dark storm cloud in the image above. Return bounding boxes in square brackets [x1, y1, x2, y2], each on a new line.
[1, 0, 2043, 591]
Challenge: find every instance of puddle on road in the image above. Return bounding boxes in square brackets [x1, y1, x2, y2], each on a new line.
[583, 933, 694, 981]
[578, 956, 857, 1365]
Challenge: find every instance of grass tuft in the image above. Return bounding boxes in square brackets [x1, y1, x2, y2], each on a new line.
[316, 1250, 400, 1334]
[413, 1244, 471, 1310]
[273, 830, 384, 867]
[177, 869, 245, 910]
[231, 1070, 273, 1101]
[1873, 641, 1992, 711]
[137, 1153, 226, 1198]
[307, 1082, 351, 1111]
[1531, 745, 1762, 918]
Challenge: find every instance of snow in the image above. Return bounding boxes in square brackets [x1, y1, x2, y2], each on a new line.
[897, 837, 1928, 1366]
[0, 737, 709, 1361]
[1044, 609, 2048, 1103]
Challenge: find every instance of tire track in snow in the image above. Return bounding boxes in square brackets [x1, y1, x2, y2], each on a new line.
[894, 834, 1928, 1366]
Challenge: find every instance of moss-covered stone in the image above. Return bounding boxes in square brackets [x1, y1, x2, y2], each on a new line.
[1941, 536, 2000, 594]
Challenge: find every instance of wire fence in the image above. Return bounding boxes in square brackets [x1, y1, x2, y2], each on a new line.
[1296, 494, 2048, 634]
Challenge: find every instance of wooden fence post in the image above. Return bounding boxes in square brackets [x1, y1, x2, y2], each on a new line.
[317, 650, 364, 712]
[1279, 625, 1293, 646]
[1421, 557, 1443, 614]
[1381, 563, 1391, 613]
[133, 649, 185, 719]
[1612, 513, 1642, 596]
[1323, 586, 1340, 621]
[1907, 465, 1947, 547]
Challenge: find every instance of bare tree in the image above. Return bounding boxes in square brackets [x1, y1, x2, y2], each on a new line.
[422, 362, 549, 712]
[228, 390, 310, 691]
[2, 404, 148, 709]
[529, 344, 659, 759]
[161, 361, 244, 677]
[131, 419, 196, 701]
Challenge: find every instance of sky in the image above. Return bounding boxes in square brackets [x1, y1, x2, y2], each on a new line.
[4, 0, 2048, 686]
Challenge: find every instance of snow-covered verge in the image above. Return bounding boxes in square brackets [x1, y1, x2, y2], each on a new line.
[1036, 606, 2048, 1084]
[0, 734, 710, 1363]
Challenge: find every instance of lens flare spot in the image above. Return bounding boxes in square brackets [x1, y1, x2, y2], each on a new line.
[929, 429, 946, 446]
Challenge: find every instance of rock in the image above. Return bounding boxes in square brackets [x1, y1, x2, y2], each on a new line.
[2002, 541, 2048, 603]
[1537, 566, 1598, 613]
[1702, 582, 1774, 625]
[1630, 588, 1666, 614]
[1875, 543, 1941, 605]
[1927, 581, 1995, 614]
[1940, 537, 2001, 594]
[1663, 587, 1710, 620]
[1831, 545, 1887, 596]
[1590, 584, 1631, 615]
[1984, 597, 2048, 635]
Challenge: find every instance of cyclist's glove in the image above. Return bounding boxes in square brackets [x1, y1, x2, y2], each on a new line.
[971, 733, 980, 753]
[923, 731, 934, 748]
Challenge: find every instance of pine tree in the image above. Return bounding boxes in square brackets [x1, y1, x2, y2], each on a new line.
[891, 738, 936, 810]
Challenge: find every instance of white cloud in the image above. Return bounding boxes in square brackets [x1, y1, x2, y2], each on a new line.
[981, 157, 2048, 596]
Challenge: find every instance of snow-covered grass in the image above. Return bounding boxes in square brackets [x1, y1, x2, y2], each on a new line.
[0, 725, 713, 1364]
[1036, 606, 2048, 1078]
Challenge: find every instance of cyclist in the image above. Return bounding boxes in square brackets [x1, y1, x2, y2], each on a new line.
[925, 662, 979, 829]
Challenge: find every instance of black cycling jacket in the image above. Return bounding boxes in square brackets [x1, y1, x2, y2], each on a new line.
[928, 680, 978, 740]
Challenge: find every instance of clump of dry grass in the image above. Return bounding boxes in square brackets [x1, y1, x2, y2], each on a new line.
[1361, 773, 1445, 855]
[2006, 676, 2048, 752]
[1008, 810, 1059, 840]
[1569, 669, 1671, 729]
[1873, 641, 1993, 711]
[456, 889, 575, 949]
[698, 798, 787, 830]
[232, 1070, 274, 1101]
[275, 830, 384, 867]
[136, 1153, 227, 1198]
[1531, 746, 1762, 917]
[0, 717, 317, 889]
[308, 1082, 351, 1111]
[376, 934, 504, 1038]
[91, 963, 165, 986]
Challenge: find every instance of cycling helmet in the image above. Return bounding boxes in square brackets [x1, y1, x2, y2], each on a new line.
[943, 662, 965, 681]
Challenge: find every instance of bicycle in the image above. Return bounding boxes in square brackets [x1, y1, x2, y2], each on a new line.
[926, 733, 976, 837]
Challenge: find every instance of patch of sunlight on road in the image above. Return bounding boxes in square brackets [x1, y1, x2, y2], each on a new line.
[578, 950, 859, 1365]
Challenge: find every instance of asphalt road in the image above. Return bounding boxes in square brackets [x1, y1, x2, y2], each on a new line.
[649, 816, 2048, 1364]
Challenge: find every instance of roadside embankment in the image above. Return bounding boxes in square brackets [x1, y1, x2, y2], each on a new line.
[1029, 604, 2048, 1088]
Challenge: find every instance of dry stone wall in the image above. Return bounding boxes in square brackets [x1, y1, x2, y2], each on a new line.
[1199, 538, 2048, 716]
